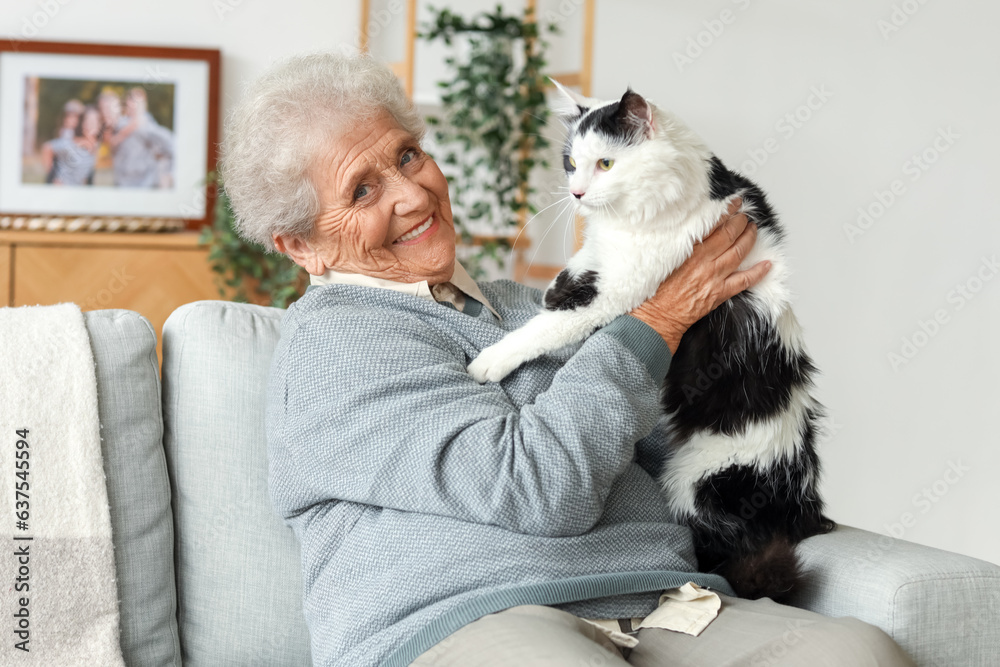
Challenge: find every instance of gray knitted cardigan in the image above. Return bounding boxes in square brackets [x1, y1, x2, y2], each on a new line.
[266, 278, 733, 667]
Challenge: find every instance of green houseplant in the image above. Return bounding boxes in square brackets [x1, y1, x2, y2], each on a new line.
[420, 4, 556, 278]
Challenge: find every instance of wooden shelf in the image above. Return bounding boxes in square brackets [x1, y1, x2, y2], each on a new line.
[0, 229, 204, 248]
[2, 230, 222, 367]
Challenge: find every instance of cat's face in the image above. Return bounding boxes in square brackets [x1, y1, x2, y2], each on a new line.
[553, 84, 707, 224]
[558, 88, 657, 214]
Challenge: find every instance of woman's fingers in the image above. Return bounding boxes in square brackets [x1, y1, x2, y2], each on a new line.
[700, 197, 742, 239]
[720, 259, 771, 304]
[723, 196, 742, 220]
[700, 199, 748, 255]
[714, 219, 758, 271]
[631, 195, 766, 346]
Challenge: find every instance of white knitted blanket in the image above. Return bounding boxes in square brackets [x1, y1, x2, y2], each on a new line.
[0, 304, 124, 665]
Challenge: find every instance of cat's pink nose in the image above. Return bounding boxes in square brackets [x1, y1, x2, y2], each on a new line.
[571, 190, 585, 199]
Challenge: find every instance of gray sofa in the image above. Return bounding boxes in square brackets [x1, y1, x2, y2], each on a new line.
[87, 301, 1000, 666]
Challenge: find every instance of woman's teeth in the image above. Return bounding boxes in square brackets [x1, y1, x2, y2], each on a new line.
[395, 217, 432, 243]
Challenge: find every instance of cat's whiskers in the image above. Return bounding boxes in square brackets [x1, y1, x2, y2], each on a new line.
[605, 199, 622, 220]
[526, 197, 574, 271]
[561, 200, 579, 263]
[507, 194, 574, 268]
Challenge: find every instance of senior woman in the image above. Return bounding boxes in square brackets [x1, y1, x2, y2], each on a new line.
[222, 53, 913, 667]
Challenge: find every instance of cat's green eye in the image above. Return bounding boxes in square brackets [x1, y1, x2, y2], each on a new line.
[599, 158, 614, 171]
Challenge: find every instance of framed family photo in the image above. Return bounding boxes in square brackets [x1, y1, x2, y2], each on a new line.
[0, 41, 220, 229]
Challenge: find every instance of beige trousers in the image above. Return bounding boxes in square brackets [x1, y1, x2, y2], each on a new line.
[410, 594, 916, 666]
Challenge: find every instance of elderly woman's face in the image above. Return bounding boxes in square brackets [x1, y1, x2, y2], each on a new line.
[276, 112, 456, 284]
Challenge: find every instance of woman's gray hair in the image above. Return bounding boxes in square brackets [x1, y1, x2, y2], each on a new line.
[220, 51, 425, 251]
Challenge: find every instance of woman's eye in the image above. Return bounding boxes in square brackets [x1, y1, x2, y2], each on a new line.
[400, 149, 418, 166]
[354, 184, 371, 200]
[599, 158, 614, 171]
[563, 155, 577, 172]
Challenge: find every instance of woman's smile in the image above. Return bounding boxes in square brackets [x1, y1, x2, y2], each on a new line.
[392, 215, 437, 246]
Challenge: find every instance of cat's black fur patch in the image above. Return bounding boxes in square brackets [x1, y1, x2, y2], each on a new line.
[706, 156, 783, 239]
[576, 103, 623, 139]
[575, 91, 648, 147]
[692, 452, 830, 568]
[662, 292, 816, 441]
[687, 418, 834, 599]
[707, 156, 740, 200]
[662, 287, 831, 599]
[564, 93, 647, 170]
[544, 269, 600, 311]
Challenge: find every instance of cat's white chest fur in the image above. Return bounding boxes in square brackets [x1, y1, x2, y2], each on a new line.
[467, 82, 793, 384]
[467, 195, 782, 384]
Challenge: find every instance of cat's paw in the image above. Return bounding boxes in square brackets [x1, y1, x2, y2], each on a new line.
[467, 344, 519, 384]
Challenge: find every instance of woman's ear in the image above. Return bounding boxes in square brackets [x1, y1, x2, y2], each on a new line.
[548, 78, 601, 124]
[273, 233, 326, 276]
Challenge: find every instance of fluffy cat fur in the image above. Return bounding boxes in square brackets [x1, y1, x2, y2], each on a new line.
[467, 81, 834, 600]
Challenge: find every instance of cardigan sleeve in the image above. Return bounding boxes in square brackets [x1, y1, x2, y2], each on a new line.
[267, 303, 671, 538]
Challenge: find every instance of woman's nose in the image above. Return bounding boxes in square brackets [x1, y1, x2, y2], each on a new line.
[391, 173, 430, 215]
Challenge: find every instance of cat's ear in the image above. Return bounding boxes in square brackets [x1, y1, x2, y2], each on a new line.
[617, 89, 656, 140]
[548, 78, 599, 122]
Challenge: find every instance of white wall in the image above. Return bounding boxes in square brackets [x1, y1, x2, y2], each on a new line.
[588, 0, 999, 567]
[4, 0, 997, 565]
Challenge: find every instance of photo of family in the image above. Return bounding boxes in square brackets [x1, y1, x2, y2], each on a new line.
[22, 77, 175, 189]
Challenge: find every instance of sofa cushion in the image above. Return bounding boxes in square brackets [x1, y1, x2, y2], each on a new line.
[788, 525, 1000, 667]
[85, 310, 181, 667]
[161, 301, 311, 666]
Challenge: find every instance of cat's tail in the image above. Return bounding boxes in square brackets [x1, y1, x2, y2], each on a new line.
[718, 535, 801, 602]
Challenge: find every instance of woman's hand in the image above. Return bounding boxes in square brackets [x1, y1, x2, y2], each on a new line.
[631, 198, 771, 353]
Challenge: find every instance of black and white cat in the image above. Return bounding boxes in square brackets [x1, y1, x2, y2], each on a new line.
[467, 82, 833, 600]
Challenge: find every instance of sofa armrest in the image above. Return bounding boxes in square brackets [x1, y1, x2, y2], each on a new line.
[784, 525, 1000, 666]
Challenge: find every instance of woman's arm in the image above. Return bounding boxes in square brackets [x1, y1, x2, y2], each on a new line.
[268, 200, 768, 538]
[268, 304, 669, 538]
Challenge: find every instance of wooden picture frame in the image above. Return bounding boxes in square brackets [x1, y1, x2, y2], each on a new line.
[0, 40, 220, 230]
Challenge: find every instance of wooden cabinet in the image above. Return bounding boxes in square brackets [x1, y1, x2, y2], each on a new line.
[1, 230, 223, 365]
[0, 243, 9, 304]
